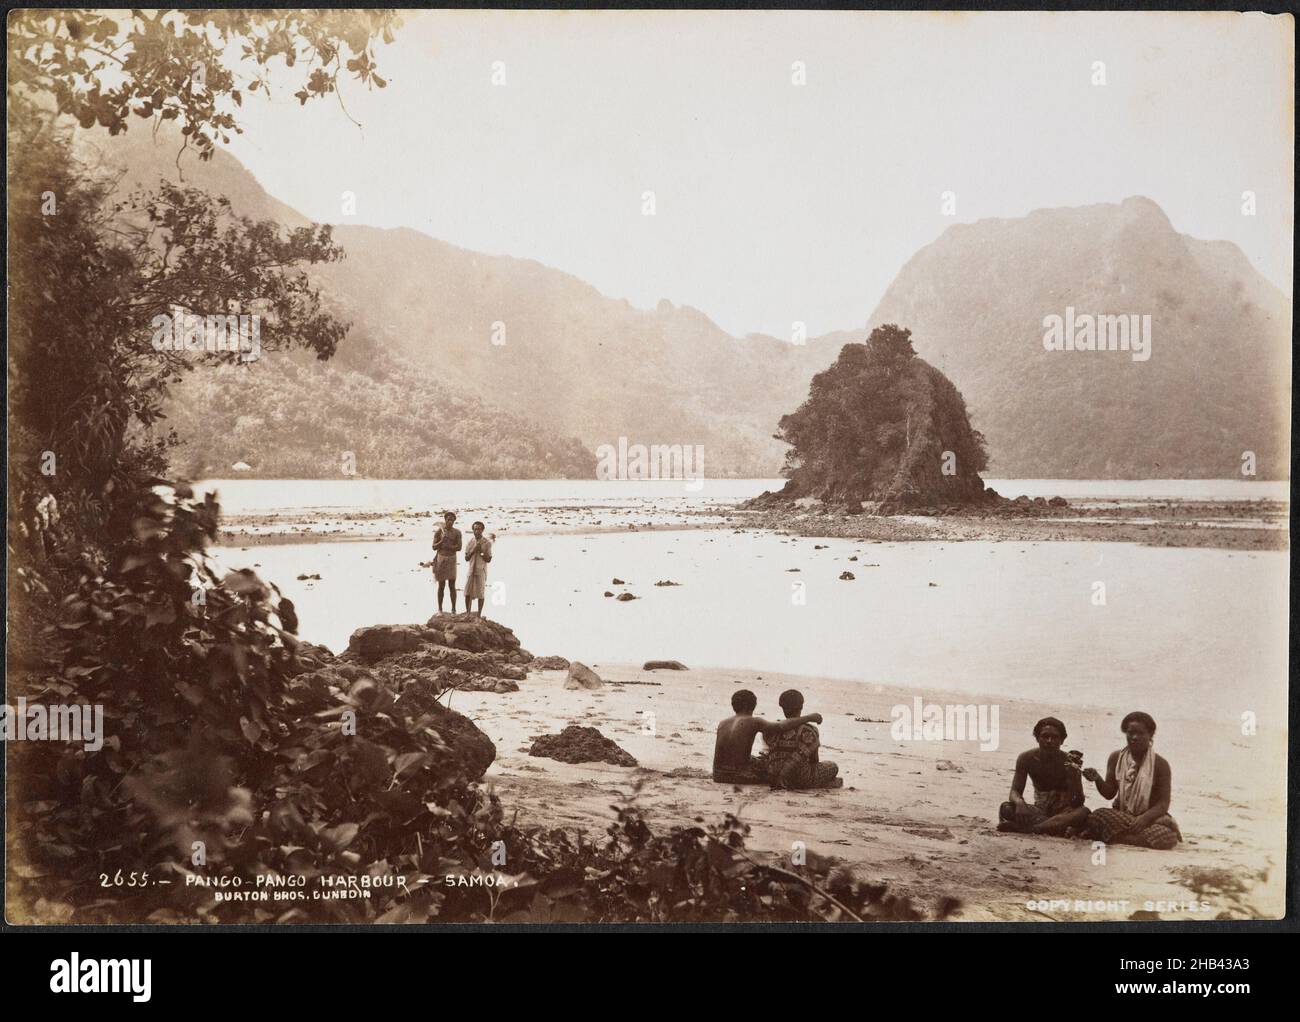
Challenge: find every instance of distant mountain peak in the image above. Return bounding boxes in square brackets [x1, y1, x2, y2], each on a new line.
[865, 197, 1289, 478]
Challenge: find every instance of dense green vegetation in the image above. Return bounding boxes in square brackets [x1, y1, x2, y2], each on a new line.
[166, 344, 595, 480]
[776, 325, 990, 508]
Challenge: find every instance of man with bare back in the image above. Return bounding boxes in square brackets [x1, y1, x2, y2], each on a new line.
[712, 689, 823, 785]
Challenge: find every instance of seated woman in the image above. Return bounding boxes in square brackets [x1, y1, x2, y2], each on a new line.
[1081, 711, 1181, 851]
[765, 689, 842, 789]
[998, 716, 1090, 835]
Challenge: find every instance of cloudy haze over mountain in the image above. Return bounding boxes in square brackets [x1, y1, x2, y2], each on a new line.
[86, 122, 1291, 479]
[219, 10, 1293, 339]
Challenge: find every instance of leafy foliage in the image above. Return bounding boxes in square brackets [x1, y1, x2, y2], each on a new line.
[7, 9, 399, 161]
[164, 344, 596, 480]
[776, 325, 990, 507]
[6, 105, 351, 620]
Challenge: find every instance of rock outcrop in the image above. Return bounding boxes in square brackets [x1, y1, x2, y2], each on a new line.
[343, 613, 532, 701]
[286, 633, 497, 779]
[771, 325, 994, 512]
[564, 662, 604, 690]
[529, 726, 638, 767]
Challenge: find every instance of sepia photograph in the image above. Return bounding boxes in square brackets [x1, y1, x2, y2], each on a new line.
[3, 5, 1295, 942]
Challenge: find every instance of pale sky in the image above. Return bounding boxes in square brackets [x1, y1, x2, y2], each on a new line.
[223, 10, 1294, 338]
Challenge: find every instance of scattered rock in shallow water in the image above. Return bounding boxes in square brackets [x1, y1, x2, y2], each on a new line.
[296, 572, 322, 580]
[529, 725, 637, 767]
[531, 655, 571, 671]
[615, 592, 638, 601]
[611, 577, 626, 585]
[564, 661, 604, 690]
[848, 555, 858, 561]
[603, 591, 614, 598]
[654, 579, 681, 586]
[643, 660, 689, 671]
[839, 571, 856, 581]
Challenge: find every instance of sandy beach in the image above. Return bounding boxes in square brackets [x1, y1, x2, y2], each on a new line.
[449, 662, 1287, 922]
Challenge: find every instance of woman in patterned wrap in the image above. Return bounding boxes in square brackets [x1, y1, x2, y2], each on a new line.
[463, 521, 493, 618]
[1082, 711, 1181, 850]
[764, 689, 842, 789]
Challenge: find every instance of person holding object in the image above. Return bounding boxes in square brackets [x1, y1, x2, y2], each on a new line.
[463, 521, 493, 618]
[1082, 711, 1181, 850]
[998, 716, 1090, 835]
[432, 511, 463, 614]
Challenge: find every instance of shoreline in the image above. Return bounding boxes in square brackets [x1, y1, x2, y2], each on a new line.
[216, 497, 1289, 551]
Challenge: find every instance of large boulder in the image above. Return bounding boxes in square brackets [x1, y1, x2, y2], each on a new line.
[564, 662, 603, 690]
[347, 624, 426, 659]
[428, 702, 497, 778]
[529, 726, 637, 767]
[423, 613, 524, 655]
[643, 660, 688, 671]
[288, 664, 496, 780]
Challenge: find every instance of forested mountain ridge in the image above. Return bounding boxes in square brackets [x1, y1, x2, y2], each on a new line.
[860, 197, 1291, 479]
[163, 310, 596, 480]
[82, 127, 1290, 479]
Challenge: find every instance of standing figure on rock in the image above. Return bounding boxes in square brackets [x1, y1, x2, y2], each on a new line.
[463, 521, 493, 619]
[432, 510, 463, 614]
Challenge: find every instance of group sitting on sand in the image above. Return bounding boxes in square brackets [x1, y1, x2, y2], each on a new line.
[712, 688, 842, 789]
[997, 711, 1181, 850]
[712, 691, 1182, 849]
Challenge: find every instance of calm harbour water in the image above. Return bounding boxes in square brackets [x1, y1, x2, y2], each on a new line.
[204, 478, 1289, 722]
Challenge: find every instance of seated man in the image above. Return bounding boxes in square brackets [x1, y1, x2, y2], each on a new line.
[765, 689, 842, 790]
[712, 689, 823, 784]
[998, 716, 1090, 835]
